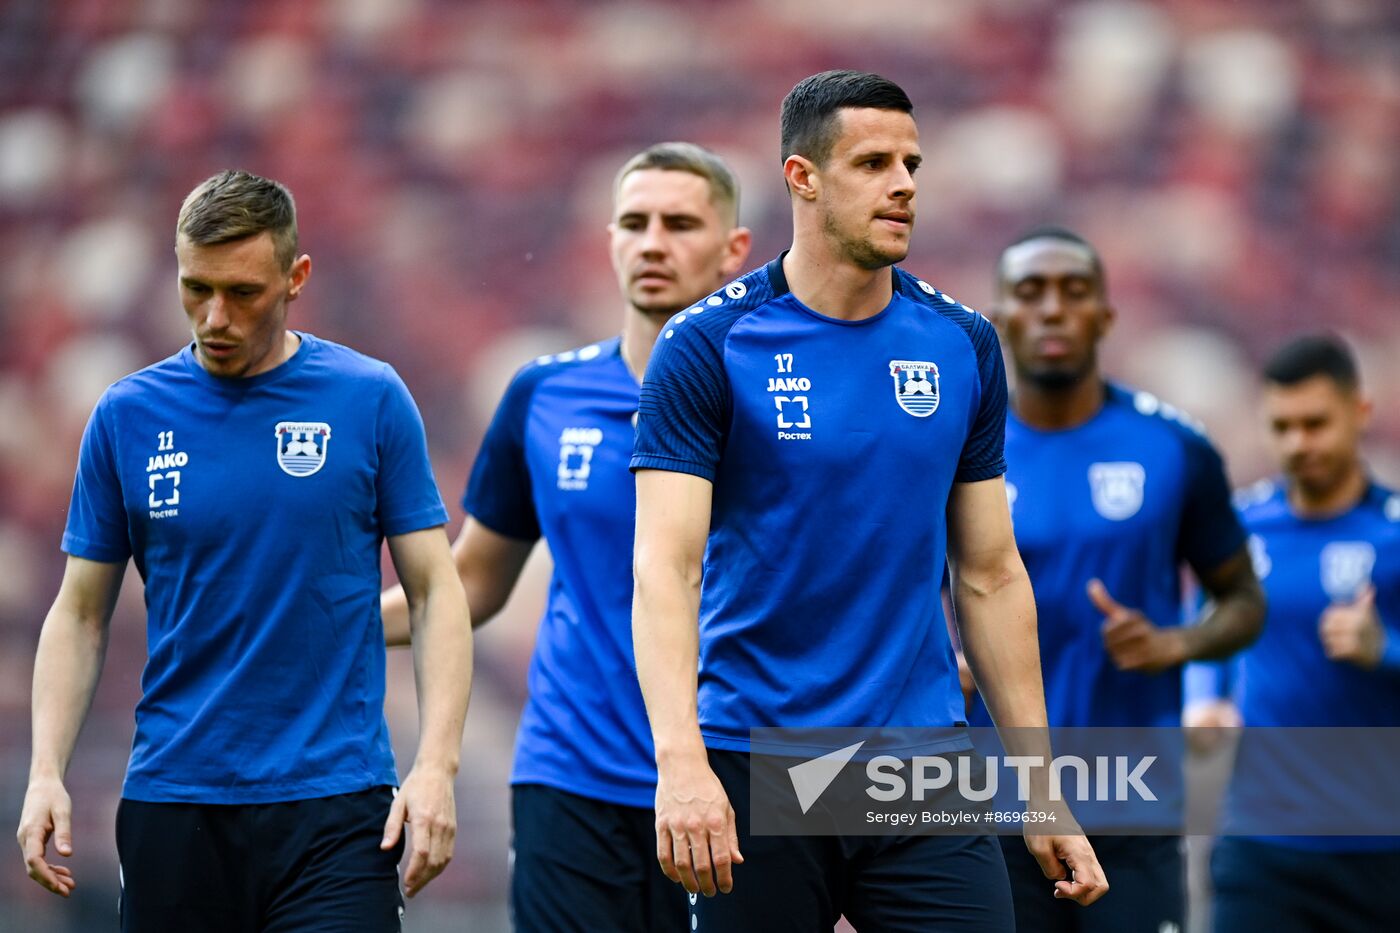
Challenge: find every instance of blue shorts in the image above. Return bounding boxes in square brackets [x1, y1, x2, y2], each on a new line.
[1000, 834, 1181, 933]
[116, 787, 404, 933]
[511, 783, 687, 933]
[1212, 837, 1400, 933]
[693, 748, 1014, 932]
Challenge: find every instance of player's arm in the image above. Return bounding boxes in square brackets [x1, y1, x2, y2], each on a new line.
[18, 555, 126, 896]
[1093, 546, 1265, 673]
[633, 468, 741, 898]
[948, 476, 1108, 907]
[381, 526, 472, 897]
[382, 517, 533, 646]
[948, 477, 1044, 730]
[1180, 548, 1265, 660]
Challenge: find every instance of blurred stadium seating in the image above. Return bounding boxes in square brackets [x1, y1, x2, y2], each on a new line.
[1, 1, 1397, 929]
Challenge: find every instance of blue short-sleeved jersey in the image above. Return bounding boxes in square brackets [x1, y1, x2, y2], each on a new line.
[631, 255, 1008, 753]
[62, 334, 448, 804]
[1196, 479, 1400, 851]
[464, 337, 657, 808]
[969, 385, 1245, 729]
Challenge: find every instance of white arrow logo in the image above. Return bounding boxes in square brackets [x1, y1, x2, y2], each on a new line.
[787, 741, 865, 814]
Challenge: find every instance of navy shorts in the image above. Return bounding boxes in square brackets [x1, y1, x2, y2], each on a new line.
[692, 748, 1015, 932]
[511, 783, 688, 932]
[1000, 834, 1181, 933]
[1212, 837, 1400, 933]
[116, 786, 404, 933]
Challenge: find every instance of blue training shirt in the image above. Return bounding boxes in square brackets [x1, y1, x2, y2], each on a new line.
[63, 334, 448, 804]
[464, 336, 657, 808]
[1190, 479, 1400, 852]
[969, 384, 1246, 729]
[632, 255, 1008, 753]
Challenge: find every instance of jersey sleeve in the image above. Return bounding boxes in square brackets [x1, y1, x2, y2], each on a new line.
[631, 316, 732, 482]
[374, 367, 449, 537]
[955, 314, 1008, 483]
[1176, 434, 1248, 572]
[462, 366, 542, 542]
[61, 395, 132, 563]
[1183, 659, 1236, 705]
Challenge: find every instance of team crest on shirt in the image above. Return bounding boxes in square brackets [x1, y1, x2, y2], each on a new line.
[888, 360, 940, 417]
[1088, 462, 1145, 520]
[275, 422, 331, 477]
[1319, 541, 1376, 602]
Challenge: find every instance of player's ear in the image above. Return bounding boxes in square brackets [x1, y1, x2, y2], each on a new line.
[1356, 391, 1373, 433]
[721, 226, 753, 277]
[287, 254, 312, 301]
[784, 155, 818, 201]
[1096, 302, 1116, 338]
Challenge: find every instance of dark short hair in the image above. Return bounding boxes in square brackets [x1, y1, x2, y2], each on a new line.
[780, 70, 913, 167]
[177, 170, 298, 270]
[614, 142, 741, 226]
[996, 225, 1107, 295]
[1263, 334, 1359, 391]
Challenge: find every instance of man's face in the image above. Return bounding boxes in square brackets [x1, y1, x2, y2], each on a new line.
[812, 107, 921, 270]
[994, 238, 1112, 388]
[1263, 375, 1369, 498]
[177, 231, 309, 378]
[609, 169, 745, 317]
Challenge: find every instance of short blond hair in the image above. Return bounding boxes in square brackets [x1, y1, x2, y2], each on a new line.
[614, 142, 740, 226]
[176, 170, 299, 270]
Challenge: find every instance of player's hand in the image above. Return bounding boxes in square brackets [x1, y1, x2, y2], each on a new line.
[1023, 823, 1108, 907]
[654, 752, 743, 897]
[1089, 579, 1187, 673]
[1319, 585, 1385, 669]
[16, 777, 76, 897]
[382, 764, 456, 898]
[1182, 698, 1242, 755]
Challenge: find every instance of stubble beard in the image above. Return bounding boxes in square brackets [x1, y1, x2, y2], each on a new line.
[822, 206, 907, 271]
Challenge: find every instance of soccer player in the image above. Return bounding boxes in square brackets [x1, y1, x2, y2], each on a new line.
[631, 71, 1107, 932]
[380, 143, 751, 931]
[1187, 335, 1400, 932]
[15, 171, 472, 932]
[967, 226, 1264, 932]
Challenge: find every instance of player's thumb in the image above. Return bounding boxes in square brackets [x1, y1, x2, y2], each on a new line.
[381, 793, 407, 850]
[1086, 579, 1123, 617]
[1355, 583, 1377, 610]
[53, 805, 72, 857]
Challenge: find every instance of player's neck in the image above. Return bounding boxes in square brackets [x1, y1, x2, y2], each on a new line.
[620, 307, 666, 384]
[1012, 374, 1105, 430]
[782, 242, 892, 321]
[1288, 462, 1369, 518]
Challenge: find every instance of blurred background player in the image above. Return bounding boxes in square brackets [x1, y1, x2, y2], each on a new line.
[966, 226, 1265, 933]
[631, 71, 1106, 933]
[1185, 334, 1400, 933]
[15, 171, 472, 931]
[381, 142, 751, 931]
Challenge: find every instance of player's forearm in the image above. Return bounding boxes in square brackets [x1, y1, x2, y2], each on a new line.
[29, 608, 110, 781]
[407, 580, 472, 774]
[1181, 576, 1266, 662]
[632, 557, 706, 764]
[954, 562, 1048, 731]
